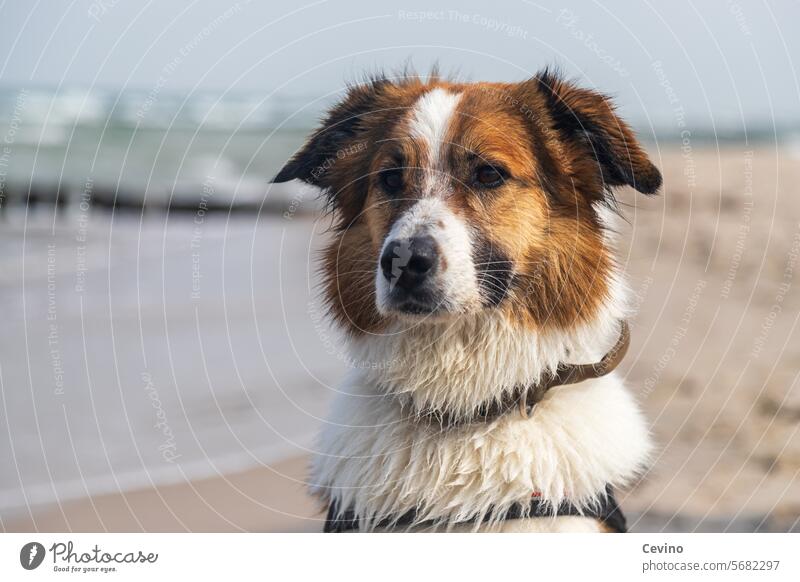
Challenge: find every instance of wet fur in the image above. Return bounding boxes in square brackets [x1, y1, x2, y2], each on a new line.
[273, 69, 660, 532]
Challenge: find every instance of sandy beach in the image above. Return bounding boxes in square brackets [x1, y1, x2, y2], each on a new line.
[7, 456, 324, 533]
[3, 144, 799, 532]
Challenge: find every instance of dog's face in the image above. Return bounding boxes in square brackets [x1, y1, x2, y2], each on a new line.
[274, 71, 661, 334]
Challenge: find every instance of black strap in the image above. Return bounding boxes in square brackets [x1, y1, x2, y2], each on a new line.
[324, 486, 627, 533]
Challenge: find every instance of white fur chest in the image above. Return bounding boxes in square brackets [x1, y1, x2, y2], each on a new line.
[310, 314, 652, 530]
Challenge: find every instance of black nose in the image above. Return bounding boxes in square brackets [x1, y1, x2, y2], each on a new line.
[380, 235, 439, 290]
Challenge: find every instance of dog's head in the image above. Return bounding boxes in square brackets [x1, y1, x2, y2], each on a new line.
[274, 70, 661, 334]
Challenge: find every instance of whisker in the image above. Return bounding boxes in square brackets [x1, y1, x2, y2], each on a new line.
[335, 270, 380, 277]
[476, 278, 508, 294]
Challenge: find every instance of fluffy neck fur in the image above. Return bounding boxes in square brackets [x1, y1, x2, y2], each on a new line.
[311, 274, 652, 530]
[349, 272, 629, 421]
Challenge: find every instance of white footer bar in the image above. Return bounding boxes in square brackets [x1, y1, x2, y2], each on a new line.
[1, 533, 797, 581]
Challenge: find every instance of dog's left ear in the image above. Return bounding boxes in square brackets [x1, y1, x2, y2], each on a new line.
[271, 79, 388, 201]
[271, 84, 374, 186]
[531, 69, 662, 195]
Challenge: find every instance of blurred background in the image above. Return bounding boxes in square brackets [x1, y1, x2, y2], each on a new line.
[1, 0, 798, 532]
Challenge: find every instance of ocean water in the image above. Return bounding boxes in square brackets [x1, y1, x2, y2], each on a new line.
[0, 87, 327, 208]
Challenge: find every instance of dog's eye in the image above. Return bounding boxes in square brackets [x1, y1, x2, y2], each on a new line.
[475, 165, 505, 188]
[380, 169, 404, 194]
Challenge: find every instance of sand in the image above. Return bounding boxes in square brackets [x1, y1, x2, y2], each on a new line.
[7, 456, 324, 533]
[617, 144, 800, 532]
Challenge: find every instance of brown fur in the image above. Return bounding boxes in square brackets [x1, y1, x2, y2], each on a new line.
[274, 70, 661, 335]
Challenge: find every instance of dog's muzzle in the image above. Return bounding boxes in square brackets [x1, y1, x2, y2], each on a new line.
[379, 235, 441, 314]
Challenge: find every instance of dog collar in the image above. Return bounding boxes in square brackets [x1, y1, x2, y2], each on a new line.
[407, 320, 631, 427]
[324, 485, 627, 532]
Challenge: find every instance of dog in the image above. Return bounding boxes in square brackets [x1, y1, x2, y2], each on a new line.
[273, 69, 660, 532]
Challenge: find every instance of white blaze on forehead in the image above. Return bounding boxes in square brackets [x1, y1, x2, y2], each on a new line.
[375, 88, 478, 315]
[408, 88, 462, 194]
[409, 88, 462, 153]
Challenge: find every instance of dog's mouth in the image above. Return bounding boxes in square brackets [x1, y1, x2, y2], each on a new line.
[381, 284, 449, 317]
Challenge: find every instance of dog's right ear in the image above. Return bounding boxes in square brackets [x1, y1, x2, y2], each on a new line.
[272, 80, 387, 196]
[530, 68, 662, 197]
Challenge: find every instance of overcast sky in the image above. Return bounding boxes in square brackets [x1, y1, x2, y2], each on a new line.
[1, 0, 798, 131]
